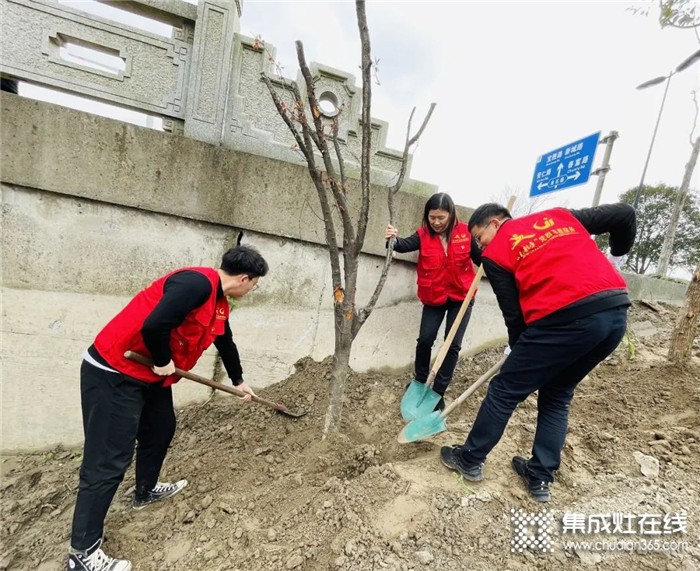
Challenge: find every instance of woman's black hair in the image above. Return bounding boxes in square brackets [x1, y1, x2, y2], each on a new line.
[422, 193, 458, 237]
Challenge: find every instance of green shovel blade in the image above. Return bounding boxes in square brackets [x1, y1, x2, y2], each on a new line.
[397, 410, 447, 444]
[400, 380, 442, 421]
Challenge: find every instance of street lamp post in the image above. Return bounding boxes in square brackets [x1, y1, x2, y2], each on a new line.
[632, 48, 700, 210]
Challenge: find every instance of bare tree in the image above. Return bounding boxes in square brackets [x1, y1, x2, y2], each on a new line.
[668, 262, 700, 364]
[261, 1, 435, 437]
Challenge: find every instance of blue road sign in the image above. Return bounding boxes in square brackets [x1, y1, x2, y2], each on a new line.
[529, 132, 601, 197]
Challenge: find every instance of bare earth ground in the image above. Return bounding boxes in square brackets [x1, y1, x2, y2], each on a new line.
[2, 301, 699, 571]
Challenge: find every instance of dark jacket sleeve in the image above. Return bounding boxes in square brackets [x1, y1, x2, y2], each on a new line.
[470, 236, 482, 267]
[390, 231, 420, 253]
[141, 271, 212, 367]
[483, 258, 526, 347]
[568, 203, 636, 256]
[214, 320, 244, 385]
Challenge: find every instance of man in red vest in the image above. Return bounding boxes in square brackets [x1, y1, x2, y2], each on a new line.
[440, 203, 635, 502]
[66, 245, 268, 571]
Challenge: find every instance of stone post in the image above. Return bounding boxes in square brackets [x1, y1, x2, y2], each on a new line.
[184, 0, 240, 144]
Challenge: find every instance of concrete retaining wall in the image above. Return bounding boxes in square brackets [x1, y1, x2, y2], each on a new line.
[0, 94, 689, 452]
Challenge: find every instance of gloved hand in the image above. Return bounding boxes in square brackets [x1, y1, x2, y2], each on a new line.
[152, 360, 175, 376]
[607, 251, 627, 271]
[504, 346, 511, 356]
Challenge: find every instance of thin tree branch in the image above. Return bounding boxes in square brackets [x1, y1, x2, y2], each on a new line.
[262, 61, 342, 288]
[354, 0, 373, 259]
[389, 103, 436, 197]
[357, 103, 436, 327]
[355, 246, 394, 332]
[261, 74, 311, 163]
[690, 90, 699, 145]
[295, 41, 355, 246]
[331, 116, 348, 193]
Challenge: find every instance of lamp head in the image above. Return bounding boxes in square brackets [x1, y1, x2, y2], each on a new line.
[676, 48, 700, 73]
[636, 75, 669, 90]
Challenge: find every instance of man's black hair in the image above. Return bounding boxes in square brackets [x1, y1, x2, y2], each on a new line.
[220, 245, 269, 278]
[422, 192, 458, 237]
[468, 203, 512, 232]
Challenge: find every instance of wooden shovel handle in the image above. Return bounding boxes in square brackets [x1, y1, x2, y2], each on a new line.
[440, 356, 506, 419]
[123, 351, 281, 409]
[425, 264, 485, 386]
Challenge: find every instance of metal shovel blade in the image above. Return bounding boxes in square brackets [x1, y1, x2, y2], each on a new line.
[400, 380, 442, 421]
[397, 410, 447, 444]
[272, 403, 307, 418]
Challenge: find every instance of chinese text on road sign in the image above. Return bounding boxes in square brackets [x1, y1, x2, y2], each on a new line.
[530, 132, 601, 197]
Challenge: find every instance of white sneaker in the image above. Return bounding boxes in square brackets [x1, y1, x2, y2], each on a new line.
[132, 479, 188, 510]
[66, 539, 131, 571]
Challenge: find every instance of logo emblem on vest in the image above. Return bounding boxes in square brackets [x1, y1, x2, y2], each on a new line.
[533, 217, 555, 231]
[510, 233, 536, 250]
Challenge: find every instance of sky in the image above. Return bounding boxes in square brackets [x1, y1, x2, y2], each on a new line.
[239, 1, 700, 211]
[19, 0, 699, 213]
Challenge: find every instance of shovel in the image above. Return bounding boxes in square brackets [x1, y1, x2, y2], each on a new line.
[398, 356, 506, 444]
[400, 264, 485, 421]
[124, 351, 306, 418]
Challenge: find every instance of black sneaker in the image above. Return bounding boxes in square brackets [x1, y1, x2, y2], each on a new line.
[434, 397, 445, 412]
[66, 539, 131, 571]
[440, 445, 484, 481]
[511, 456, 551, 502]
[133, 479, 187, 510]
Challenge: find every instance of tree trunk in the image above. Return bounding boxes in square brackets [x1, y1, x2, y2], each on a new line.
[668, 262, 700, 365]
[323, 324, 353, 438]
[657, 137, 700, 276]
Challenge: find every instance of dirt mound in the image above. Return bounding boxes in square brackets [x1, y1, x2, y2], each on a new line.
[2, 301, 699, 570]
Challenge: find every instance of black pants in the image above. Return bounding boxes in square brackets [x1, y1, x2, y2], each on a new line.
[458, 305, 628, 482]
[70, 361, 176, 551]
[415, 299, 474, 395]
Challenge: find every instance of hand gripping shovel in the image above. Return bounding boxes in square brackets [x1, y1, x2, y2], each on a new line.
[124, 351, 306, 418]
[398, 356, 506, 444]
[400, 264, 486, 421]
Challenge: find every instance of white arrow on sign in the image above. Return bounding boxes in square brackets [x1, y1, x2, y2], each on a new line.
[557, 163, 564, 177]
[537, 182, 548, 190]
[567, 171, 581, 181]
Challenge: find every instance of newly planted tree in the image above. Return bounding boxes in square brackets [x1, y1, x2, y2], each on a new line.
[261, 1, 435, 436]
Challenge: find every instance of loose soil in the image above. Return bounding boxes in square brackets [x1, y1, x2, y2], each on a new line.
[2, 301, 699, 571]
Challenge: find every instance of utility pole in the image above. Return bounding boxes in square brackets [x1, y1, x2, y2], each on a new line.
[591, 131, 618, 207]
[656, 136, 700, 276]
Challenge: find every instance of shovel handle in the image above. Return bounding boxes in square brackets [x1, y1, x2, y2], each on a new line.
[425, 264, 484, 387]
[123, 351, 281, 410]
[440, 355, 506, 419]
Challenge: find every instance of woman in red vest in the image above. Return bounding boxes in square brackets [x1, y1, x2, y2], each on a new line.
[385, 193, 482, 411]
[66, 245, 268, 571]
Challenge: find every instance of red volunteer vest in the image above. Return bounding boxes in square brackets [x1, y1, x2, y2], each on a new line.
[416, 221, 476, 306]
[483, 208, 627, 324]
[94, 267, 229, 386]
